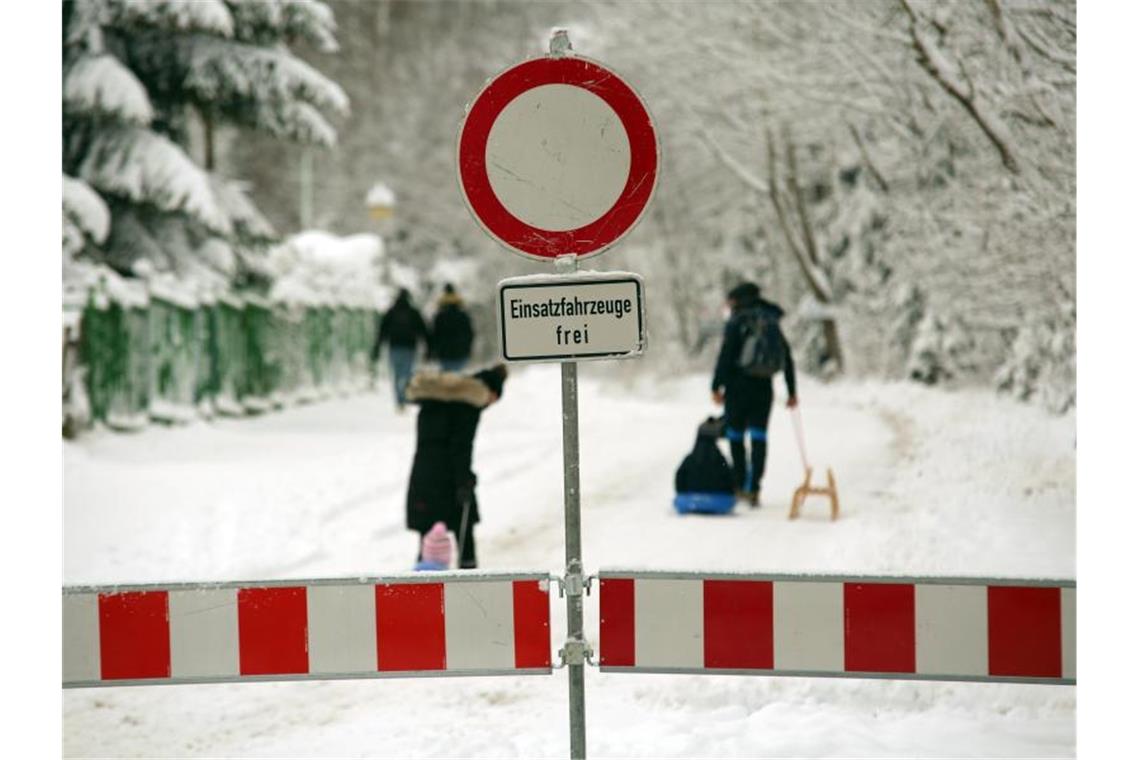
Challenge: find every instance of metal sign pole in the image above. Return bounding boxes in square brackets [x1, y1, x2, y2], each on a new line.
[555, 253, 588, 759]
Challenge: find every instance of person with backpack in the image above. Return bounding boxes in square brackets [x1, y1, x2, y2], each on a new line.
[711, 281, 798, 507]
[371, 288, 429, 411]
[404, 364, 508, 569]
[429, 283, 475, 372]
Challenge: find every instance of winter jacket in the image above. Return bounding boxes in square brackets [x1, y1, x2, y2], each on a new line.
[712, 296, 797, 399]
[372, 294, 428, 359]
[430, 294, 474, 361]
[404, 372, 496, 534]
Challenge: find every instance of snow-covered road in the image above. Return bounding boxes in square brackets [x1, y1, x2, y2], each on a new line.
[64, 365, 1075, 757]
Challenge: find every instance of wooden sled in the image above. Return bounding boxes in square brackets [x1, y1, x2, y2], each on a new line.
[789, 466, 839, 521]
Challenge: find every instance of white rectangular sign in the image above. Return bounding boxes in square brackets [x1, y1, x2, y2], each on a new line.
[497, 273, 646, 362]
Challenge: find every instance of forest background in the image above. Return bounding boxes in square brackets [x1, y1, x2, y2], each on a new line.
[61, 0, 1076, 413]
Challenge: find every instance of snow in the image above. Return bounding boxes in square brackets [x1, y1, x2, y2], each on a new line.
[76, 126, 231, 235]
[63, 367, 1074, 757]
[227, 0, 340, 54]
[62, 174, 110, 248]
[388, 260, 423, 297]
[367, 181, 396, 209]
[110, 0, 234, 38]
[267, 229, 386, 308]
[209, 175, 276, 241]
[64, 263, 149, 310]
[182, 37, 350, 144]
[427, 257, 480, 294]
[266, 98, 338, 146]
[282, 0, 340, 54]
[63, 53, 153, 125]
[144, 271, 201, 310]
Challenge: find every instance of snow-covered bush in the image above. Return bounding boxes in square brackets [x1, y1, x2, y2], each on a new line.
[906, 312, 977, 386]
[994, 310, 1075, 414]
[267, 230, 388, 308]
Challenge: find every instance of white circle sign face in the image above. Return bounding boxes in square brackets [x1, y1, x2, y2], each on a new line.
[485, 84, 632, 232]
[457, 55, 658, 261]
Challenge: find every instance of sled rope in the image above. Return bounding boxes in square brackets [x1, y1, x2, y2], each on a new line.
[791, 406, 810, 473]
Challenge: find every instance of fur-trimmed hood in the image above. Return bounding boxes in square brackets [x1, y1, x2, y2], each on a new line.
[437, 291, 463, 307]
[406, 371, 493, 408]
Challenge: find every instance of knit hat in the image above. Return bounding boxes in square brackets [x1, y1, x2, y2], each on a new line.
[727, 282, 760, 305]
[473, 364, 508, 401]
[697, 415, 724, 440]
[421, 521, 452, 567]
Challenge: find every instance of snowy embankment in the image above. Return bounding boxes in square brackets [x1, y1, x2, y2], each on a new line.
[63, 366, 1075, 758]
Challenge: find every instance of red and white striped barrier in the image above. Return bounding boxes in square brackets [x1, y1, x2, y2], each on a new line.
[63, 573, 551, 687]
[599, 571, 1075, 684]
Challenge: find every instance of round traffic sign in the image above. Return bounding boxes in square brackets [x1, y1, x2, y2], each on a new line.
[458, 55, 658, 261]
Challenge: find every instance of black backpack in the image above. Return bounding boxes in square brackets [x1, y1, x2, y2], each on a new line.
[736, 308, 786, 378]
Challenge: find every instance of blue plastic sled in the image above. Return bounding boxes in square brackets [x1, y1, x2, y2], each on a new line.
[673, 492, 736, 515]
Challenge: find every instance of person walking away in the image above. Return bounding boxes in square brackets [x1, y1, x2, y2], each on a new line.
[430, 283, 475, 373]
[372, 288, 429, 411]
[711, 282, 798, 507]
[404, 364, 508, 569]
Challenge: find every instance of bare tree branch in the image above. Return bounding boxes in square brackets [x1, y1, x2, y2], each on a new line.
[698, 124, 767, 195]
[783, 130, 824, 269]
[765, 129, 833, 303]
[847, 123, 890, 192]
[818, 1, 911, 45]
[899, 0, 1021, 174]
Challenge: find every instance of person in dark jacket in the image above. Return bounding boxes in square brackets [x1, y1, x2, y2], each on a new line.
[371, 288, 429, 410]
[404, 364, 508, 569]
[711, 282, 798, 507]
[674, 416, 736, 514]
[429, 283, 475, 372]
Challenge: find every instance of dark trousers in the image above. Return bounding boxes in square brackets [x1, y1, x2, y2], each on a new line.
[389, 345, 416, 407]
[724, 379, 774, 493]
[416, 520, 476, 568]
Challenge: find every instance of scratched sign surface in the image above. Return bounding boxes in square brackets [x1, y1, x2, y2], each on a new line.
[458, 56, 658, 260]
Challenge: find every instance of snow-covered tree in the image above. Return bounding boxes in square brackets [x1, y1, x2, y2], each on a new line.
[222, 0, 1073, 410]
[598, 0, 1073, 405]
[994, 301, 1075, 413]
[62, 0, 348, 293]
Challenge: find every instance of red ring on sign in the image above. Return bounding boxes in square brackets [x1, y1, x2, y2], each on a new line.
[458, 56, 658, 260]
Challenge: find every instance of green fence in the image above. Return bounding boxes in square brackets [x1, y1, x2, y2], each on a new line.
[71, 292, 378, 432]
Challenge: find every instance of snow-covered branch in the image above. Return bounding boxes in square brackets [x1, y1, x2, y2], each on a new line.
[699, 129, 766, 195]
[209, 174, 276, 242]
[183, 37, 348, 113]
[64, 53, 154, 125]
[900, 0, 1020, 174]
[63, 174, 112, 258]
[105, 0, 234, 37]
[765, 130, 834, 304]
[76, 127, 231, 235]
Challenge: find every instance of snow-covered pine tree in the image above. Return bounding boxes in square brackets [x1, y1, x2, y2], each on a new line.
[62, 0, 348, 294]
[994, 301, 1075, 414]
